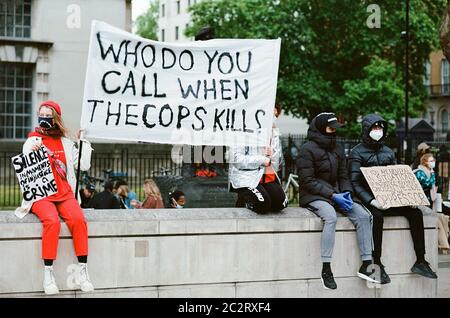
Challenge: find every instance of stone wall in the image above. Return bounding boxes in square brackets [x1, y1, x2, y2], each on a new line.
[0, 207, 438, 297]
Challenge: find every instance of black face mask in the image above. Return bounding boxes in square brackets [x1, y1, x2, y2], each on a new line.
[38, 116, 54, 129]
[327, 134, 337, 149]
[318, 132, 336, 149]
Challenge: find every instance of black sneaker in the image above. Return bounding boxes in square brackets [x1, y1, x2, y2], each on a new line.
[321, 269, 337, 290]
[378, 265, 391, 285]
[411, 261, 438, 279]
[357, 263, 381, 283]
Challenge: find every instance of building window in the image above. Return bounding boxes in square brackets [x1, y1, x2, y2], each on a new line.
[177, 0, 180, 14]
[424, 60, 431, 85]
[175, 26, 179, 40]
[442, 59, 449, 95]
[188, 0, 191, 7]
[161, 4, 165, 17]
[424, 60, 431, 95]
[442, 109, 448, 133]
[161, 29, 165, 41]
[0, 0, 32, 38]
[0, 63, 33, 140]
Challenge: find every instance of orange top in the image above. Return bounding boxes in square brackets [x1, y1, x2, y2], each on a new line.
[28, 132, 72, 201]
[260, 165, 276, 184]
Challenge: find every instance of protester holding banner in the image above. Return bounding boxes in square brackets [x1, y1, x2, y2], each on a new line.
[413, 154, 450, 253]
[15, 100, 94, 295]
[228, 104, 287, 214]
[273, 103, 285, 176]
[349, 114, 438, 283]
[296, 112, 376, 290]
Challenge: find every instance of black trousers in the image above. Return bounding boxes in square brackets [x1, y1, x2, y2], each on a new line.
[368, 206, 426, 263]
[236, 182, 287, 214]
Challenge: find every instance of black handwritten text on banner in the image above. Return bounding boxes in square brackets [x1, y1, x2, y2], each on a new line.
[360, 165, 430, 209]
[11, 146, 58, 203]
[80, 21, 281, 146]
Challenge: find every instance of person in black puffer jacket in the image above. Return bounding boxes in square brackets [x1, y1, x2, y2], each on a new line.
[296, 112, 375, 290]
[349, 114, 438, 284]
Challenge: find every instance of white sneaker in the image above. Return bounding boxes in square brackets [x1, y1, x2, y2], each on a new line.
[78, 263, 94, 292]
[43, 266, 59, 295]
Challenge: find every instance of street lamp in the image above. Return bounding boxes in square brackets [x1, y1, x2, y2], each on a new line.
[401, 0, 411, 163]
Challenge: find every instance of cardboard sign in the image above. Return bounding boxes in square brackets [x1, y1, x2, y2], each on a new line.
[360, 165, 430, 208]
[80, 21, 281, 147]
[11, 146, 58, 203]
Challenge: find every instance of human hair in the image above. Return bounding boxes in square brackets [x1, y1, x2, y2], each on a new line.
[118, 184, 129, 198]
[420, 153, 434, 167]
[143, 179, 162, 200]
[38, 105, 68, 137]
[104, 181, 114, 192]
[114, 180, 128, 190]
[195, 26, 214, 41]
[172, 190, 185, 201]
[416, 142, 431, 157]
[274, 103, 281, 118]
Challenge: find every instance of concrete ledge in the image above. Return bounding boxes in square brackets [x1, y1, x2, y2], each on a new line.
[1, 274, 436, 298]
[0, 207, 438, 297]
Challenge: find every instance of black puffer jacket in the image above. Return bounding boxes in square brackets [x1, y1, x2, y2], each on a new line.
[296, 117, 352, 207]
[348, 114, 396, 206]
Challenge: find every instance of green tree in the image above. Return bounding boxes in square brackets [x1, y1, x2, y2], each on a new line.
[135, 0, 159, 40]
[339, 58, 408, 135]
[186, 0, 330, 121]
[186, 0, 446, 136]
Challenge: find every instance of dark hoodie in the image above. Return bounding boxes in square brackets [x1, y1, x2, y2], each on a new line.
[296, 116, 352, 207]
[348, 114, 396, 206]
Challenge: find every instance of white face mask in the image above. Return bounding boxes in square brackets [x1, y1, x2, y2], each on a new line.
[369, 129, 383, 141]
[429, 162, 436, 169]
[175, 204, 183, 209]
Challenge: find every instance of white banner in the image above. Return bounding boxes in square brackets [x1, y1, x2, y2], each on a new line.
[11, 146, 58, 204]
[80, 21, 281, 146]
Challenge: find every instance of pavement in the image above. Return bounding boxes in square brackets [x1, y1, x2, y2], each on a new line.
[438, 252, 450, 298]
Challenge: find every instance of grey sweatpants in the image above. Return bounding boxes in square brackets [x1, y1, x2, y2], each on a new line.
[309, 200, 373, 263]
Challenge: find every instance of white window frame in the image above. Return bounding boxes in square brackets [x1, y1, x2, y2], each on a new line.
[442, 59, 449, 95]
[442, 109, 448, 133]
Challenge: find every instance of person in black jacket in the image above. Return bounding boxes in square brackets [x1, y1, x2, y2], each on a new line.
[297, 112, 376, 290]
[349, 114, 437, 284]
[87, 181, 121, 209]
[79, 183, 95, 209]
